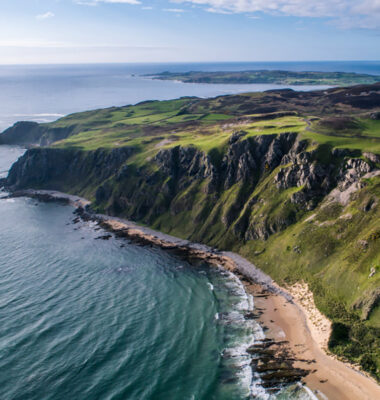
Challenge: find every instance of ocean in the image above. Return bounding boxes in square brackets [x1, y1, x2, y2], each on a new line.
[0, 146, 316, 400]
[1, 61, 378, 399]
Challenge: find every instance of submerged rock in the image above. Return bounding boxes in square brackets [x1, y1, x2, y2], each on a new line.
[95, 234, 112, 240]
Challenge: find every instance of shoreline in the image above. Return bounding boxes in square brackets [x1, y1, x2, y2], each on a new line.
[8, 189, 380, 399]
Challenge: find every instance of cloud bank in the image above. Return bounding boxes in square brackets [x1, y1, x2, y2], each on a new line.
[173, 0, 380, 28]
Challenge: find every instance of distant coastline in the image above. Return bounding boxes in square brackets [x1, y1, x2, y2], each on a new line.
[146, 69, 380, 86]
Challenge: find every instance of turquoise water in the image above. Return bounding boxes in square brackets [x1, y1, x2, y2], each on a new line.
[0, 147, 317, 399]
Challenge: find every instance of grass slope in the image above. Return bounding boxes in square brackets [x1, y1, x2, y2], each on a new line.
[51, 97, 380, 157]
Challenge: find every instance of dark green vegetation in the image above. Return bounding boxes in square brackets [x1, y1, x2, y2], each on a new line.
[148, 70, 380, 86]
[2, 83, 380, 379]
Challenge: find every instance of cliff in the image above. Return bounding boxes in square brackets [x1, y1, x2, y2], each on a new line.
[0, 121, 75, 146]
[6, 146, 134, 198]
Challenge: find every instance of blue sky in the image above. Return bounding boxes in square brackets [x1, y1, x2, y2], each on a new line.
[0, 0, 379, 64]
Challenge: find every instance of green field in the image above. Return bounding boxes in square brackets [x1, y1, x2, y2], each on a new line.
[46, 94, 380, 156]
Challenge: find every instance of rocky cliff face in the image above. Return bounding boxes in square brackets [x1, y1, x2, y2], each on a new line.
[154, 132, 299, 192]
[0, 122, 43, 146]
[0, 121, 78, 146]
[4, 132, 377, 243]
[6, 146, 134, 192]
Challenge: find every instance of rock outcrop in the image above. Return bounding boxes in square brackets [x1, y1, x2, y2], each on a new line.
[353, 288, 380, 320]
[0, 121, 76, 146]
[6, 147, 134, 191]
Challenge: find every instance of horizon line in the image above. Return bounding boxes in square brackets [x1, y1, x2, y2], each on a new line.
[0, 60, 380, 67]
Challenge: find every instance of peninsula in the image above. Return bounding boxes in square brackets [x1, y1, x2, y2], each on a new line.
[146, 70, 380, 86]
[1, 83, 380, 393]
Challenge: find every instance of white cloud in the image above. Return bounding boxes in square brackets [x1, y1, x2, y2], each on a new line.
[172, 0, 380, 28]
[0, 40, 171, 50]
[171, 0, 345, 16]
[0, 40, 68, 48]
[76, 0, 141, 5]
[75, 1, 98, 5]
[36, 11, 55, 20]
[95, 0, 141, 3]
[164, 8, 186, 12]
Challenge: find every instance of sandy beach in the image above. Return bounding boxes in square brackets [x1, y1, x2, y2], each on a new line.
[10, 190, 380, 399]
[247, 282, 380, 400]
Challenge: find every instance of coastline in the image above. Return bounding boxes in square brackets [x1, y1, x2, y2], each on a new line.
[9, 189, 380, 399]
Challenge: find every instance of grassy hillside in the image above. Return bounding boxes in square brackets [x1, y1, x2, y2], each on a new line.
[48, 90, 380, 156]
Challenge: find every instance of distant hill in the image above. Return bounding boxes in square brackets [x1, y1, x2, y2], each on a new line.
[147, 70, 380, 86]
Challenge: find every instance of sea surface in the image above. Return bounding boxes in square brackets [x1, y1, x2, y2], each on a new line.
[2, 60, 380, 132]
[0, 61, 375, 399]
[0, 147, 315, 399]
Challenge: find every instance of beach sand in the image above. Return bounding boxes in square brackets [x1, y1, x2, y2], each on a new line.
[246, 281, 380, 400]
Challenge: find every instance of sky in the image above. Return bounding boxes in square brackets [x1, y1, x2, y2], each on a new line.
[0, 0, 379, 64]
